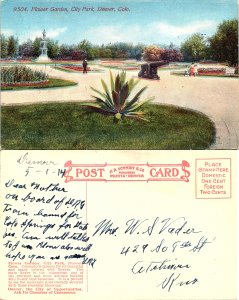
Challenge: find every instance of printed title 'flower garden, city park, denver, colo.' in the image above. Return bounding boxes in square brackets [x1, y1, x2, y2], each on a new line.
[1, 0, 238, 150]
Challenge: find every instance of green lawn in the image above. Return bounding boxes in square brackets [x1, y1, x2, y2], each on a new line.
[1, 103, 216, 150]
[1, 78, 78, 91]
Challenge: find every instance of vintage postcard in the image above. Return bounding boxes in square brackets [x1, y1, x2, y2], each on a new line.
[0, 0, 238, 299]
[0, 150, 237, 300]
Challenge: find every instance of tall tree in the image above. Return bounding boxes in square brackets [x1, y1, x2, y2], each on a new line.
[99, 47, 112, 58]
[143, 45, 164, 61]
[91, 47, 100, 59]
[47, 39, 59, 59]
[180, 33, 207, 62]
[19, 39, 34, 58]
[133, 43, 145, 60]
[1, 34, 8, 58]
[7, 35, 18, 57]
[71, 49, 86, 60]
[114, 42, 132, 59]
[77, 39, 92, 59]
[161, 43, 183, 62]
[33, 37, 41, 57]
[208, 19, 238, 66]
[59, 44, 75, 59]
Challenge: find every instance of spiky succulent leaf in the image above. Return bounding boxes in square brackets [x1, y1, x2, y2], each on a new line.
[123, 86, 148, 111]
[119, 83, 129, 109]
[78, 102, 113, 114]
[109, 70, 114, 92]
[92, 96, 115, 112]
[90, 86, 106, 98]
[112, 90, 120, 112]
[119, 71, 126, 85]
[115, 74, 121, 93]
[125, 97, 154, 113]
[101, 79, 110, 94]
[101, 79, 113, 103]
[91, 86, 114, 108]
[128, 78, 139, 93]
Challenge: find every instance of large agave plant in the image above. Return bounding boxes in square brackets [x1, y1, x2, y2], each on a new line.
[82, 71, 154, 121]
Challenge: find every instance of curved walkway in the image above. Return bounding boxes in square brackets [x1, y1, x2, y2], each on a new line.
[2, 65, 239, 149]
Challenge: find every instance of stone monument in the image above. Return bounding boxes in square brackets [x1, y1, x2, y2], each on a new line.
[35, 29, 51, 62]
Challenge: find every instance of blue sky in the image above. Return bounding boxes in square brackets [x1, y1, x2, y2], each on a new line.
[2, 0, 238, 46]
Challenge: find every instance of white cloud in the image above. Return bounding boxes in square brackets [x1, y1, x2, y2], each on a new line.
[88, 25, 140, 44]
[149, 20, 216, 37]
[1, 28, 14, 36]
[45, 27, 67, 38]
[87, 20, 217, 45]
[18, 27, 67, 42]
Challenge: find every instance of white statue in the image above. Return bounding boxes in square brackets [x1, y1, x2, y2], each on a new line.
[42, 29, 46, 40]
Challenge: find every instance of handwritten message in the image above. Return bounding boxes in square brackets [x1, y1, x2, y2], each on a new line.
[3, 178, 95, 266]
[2, 152, 216, 295]
[92, 216, 215, 292]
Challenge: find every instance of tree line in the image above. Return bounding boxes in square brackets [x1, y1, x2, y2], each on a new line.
[0, 36, 147, 61]
[180, 19, 238, 66]
[1, 19, 237, 65]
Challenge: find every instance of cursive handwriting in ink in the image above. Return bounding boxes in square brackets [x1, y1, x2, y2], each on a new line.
[5, 179, 26, 189]
[3, 204, 28, 216]
[131, 259, 190, 274]
[158, 217, 202, 235]
[17, 152, 57, 166]
[31, 182, 68, 193]
[93, 219, 119, 236]
[157, 272, 198, 292]
[124, 217, 202, 236]
[190, 236, 215, 252]
[20, 218, 55, 234]
[124, 218, 149, 234]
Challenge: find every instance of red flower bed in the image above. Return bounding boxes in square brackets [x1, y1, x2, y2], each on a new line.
[17, 60, 32, 63]
[61, 65, 91, 71]
[1, 59, 31, 63]
[122, 67, 139, 70]
[2, 80, 49, 87]
[1, 60, 15, 63]
[198, 68, 226, 76]
[101, 60, 124, 64]
[198, 71, 225, 76]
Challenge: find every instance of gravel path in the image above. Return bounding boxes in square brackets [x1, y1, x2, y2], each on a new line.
[2, 65, 239, 149]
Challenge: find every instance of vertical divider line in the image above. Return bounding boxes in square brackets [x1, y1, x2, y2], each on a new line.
[86, 181, 88, 292]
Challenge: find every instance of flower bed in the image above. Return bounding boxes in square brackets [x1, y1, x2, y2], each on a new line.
[60, 64, 91, 71]
[2, 65, 48, 84]
[55, 64, 105, 73]
[2, 80, 49, 87]
[1, 59, 16, 63]
[100, 61, 139, 70]
[122, 66, 139, 71]
[101, 60, 124, 64]
[2, 78, 78, 90]
[197, 68, 226, 76]
[17, 59, 32, 63]
[198, 71, 225, 75]
[171, 68, 237, 77]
